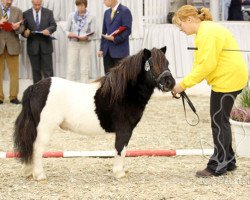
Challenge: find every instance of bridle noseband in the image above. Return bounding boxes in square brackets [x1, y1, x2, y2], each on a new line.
[144, 57, 172, 90]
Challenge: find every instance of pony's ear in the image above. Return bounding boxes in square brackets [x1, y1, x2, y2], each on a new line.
[160, 46, 167, 54]
[143, 48, 151, 60]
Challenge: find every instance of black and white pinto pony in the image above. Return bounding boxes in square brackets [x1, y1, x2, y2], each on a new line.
[14, 47, 175, 180]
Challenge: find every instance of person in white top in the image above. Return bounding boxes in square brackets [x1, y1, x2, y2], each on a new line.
[64, 0, 96, 83]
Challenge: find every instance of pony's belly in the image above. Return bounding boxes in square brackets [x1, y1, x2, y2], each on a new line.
[61, 109, 108, 135]
[64, 121, 107, 135]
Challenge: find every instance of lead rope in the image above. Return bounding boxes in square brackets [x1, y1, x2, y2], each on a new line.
[172, 91, 200, 126]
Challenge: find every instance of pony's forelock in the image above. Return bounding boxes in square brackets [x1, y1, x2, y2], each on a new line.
[151, 48, 168, 75]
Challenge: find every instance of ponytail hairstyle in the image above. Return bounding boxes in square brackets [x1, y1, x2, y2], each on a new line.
[172, 5, 212, 26]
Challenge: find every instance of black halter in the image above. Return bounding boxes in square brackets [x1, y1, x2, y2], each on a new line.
[144, 57, 172, 90]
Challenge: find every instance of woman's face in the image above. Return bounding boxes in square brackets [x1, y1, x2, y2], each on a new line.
[77, 4, 86, 14]
[177, 17, 196, 35]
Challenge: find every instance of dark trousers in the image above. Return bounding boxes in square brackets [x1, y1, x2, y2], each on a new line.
[103, 51, 122, 74]
[207, 90, 241, 174]
[29, 53, 54, 84]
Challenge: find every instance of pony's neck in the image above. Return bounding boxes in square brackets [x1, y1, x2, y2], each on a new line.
[126, 74, 155, 105]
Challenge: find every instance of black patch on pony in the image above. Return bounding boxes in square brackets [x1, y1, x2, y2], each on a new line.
[94, 47, 175, 155]
[13, 78, 51, 164]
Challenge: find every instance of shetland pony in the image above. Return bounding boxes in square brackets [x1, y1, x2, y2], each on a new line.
[14, 47, 175, 180]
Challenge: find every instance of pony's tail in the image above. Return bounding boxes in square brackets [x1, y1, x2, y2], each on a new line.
[14, 85, 38, 164]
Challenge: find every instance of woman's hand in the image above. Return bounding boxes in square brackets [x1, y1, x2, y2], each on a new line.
[172, 83, 185, 96]
[68, 32, 77, 39]
[78, 35, 88, 41]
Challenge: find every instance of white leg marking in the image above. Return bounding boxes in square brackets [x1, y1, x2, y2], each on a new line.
[32, 125, 53, 181]
[113, 147, 126, 179]
[23, 163, 33, 178]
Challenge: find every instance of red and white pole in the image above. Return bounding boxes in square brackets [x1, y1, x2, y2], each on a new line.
[0, 149, 213, 158]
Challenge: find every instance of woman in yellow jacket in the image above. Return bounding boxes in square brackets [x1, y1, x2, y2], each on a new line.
[172, 5, 248, 177]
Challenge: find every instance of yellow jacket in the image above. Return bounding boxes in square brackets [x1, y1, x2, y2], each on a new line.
[180, 21, 248, 92]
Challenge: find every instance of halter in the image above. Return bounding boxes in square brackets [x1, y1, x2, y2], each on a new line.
[144, 57, 172, 90]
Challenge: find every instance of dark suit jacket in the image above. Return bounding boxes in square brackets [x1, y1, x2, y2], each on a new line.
[100, 4, 132, 58]
[228, 0, 243, 20]
[23, 7, 57, 55]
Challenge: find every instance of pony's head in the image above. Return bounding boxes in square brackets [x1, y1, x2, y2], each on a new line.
[142, 47, 175, 92]
[100, 47, 175, 103]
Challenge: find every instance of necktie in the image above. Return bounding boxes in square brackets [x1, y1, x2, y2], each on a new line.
[35, 12, 40, 31]
[3, 8, 8, 20]
[111, 8, 115, 20]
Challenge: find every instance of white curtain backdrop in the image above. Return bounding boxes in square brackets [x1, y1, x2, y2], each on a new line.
[143, 0, 170, 24]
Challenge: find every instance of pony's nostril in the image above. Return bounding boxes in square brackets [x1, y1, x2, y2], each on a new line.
[165, 78, 175, 89]
[166, 80, 171, 87]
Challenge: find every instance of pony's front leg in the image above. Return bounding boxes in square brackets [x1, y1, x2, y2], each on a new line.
[113, 146, 126, 179]
[113, 130, 132, 179]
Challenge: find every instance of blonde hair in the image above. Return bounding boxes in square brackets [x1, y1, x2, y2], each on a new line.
[172, 5, 212, 26]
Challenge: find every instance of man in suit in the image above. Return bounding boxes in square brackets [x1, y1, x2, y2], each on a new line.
[98, 0, 132, 74]
[23, 0, 57, 84]
[0, 0, 24, 104]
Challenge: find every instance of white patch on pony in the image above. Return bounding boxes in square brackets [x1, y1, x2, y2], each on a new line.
[113, 146, 126, 179]
[45, 77, 108, 135]
[32, 77, 114, 181]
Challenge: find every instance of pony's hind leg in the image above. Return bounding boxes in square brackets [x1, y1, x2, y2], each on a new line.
[23, 163, 33, 178]
[32, 121, 57, 181]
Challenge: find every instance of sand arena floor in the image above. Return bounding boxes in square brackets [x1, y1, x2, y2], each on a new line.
[0, 95, 250, 200]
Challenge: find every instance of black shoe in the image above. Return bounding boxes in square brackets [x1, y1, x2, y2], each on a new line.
[227, 165, 237, 172]
[196, 168, 226, 178]
[10, 98, 21, 104]
[0, 100, 3, 104]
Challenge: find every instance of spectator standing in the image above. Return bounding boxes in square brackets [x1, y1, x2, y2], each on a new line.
[23, 0, 57, 84]
[228, 0, 244, 20]
[97, 0, 132, 74]
[65, 0, 96, 83]
[0, 0, 24, 104]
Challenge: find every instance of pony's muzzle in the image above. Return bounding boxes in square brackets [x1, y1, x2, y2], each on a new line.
[158, 74, 175, 92]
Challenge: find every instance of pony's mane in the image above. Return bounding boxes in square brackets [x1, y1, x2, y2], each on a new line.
[98, 48, 166, 103]
[98, 50, 144, 103]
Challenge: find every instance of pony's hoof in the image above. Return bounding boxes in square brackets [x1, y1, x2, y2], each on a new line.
[33, 173, 47, 181]
[23, 165, 33, 177]
[26, 175, 33, 181]
[24, 171, 33, 178]
[114, 170, 126, 179]
[38, 179, 48, 184]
